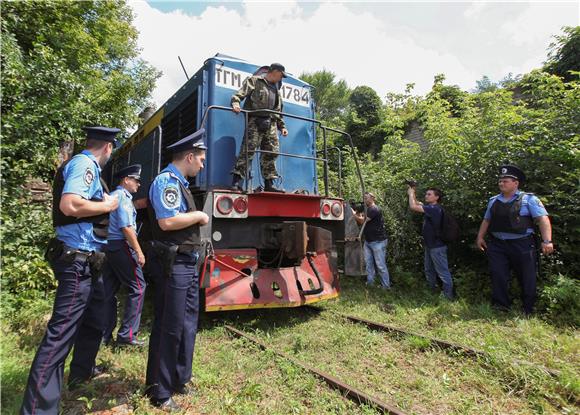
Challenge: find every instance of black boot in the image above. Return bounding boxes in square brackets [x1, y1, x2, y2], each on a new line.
[231, 174, 243, 191]
[264, 179, 284, 193]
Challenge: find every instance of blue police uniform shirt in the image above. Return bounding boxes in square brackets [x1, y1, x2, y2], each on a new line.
[149, 163, 189, 219]
[108, 186, 136, 241]
[56, 150, 106, 251]
[483, 190, 548, 240]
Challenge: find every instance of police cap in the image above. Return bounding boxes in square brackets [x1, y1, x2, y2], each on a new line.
[499, 164, 525, 182]
[83, 126, 121, 149]
[269, 63, 287, 78]
[166, 128, 207, 154]
[114, 164, 142, 181]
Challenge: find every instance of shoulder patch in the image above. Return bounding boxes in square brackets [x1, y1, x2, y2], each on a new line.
[161, 186, 180, 209]
[83, 167, 95, 186]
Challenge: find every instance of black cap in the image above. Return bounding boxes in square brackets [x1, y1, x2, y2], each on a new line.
[114, 164, 142, 180]
[269, 63, 287, 78]
[83, 126, 121, 149]
[499, 165, 525, 182]
[166, 128, 207, 153]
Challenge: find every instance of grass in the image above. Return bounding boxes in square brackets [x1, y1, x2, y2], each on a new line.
[1, 276, 578, 414]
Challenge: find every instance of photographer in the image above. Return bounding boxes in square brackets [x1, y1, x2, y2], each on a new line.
[407, 182, 454, 300]
[352, 192, 391, 289]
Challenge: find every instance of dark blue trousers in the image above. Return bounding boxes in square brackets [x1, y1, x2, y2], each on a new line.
[103, 240, 146, 343]
[20, 256, 105, 415]
[487, 235, 538, 314]
[145, 253, 199, 400]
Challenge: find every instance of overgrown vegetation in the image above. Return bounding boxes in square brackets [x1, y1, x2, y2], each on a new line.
[304, 27, 579, 326]
[1, 0, 160, 299]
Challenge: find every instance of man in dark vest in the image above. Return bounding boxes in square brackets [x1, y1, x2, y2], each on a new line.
[21, 126, 120, 415]
[102, 164, 147, 347]
[352, 192, 391, 289]
[476, 165, 554, 314]
[145, 129, 209, 411]
[230, 63, 289, 192]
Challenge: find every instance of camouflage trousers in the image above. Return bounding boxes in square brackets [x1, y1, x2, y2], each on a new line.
[232, 117, 279, 180]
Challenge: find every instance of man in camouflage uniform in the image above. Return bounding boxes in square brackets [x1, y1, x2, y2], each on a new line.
[231, 63, 289, 192]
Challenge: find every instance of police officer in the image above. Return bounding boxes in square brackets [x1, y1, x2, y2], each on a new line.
[102, 164, 147, 347]
[476, 165, 554, 315]
[145, 129, 209, 411]
[21, 126, 120, 414]
[230, 63, 289, 192]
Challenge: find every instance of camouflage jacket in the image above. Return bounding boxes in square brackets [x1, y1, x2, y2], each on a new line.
[231, 75, 286, 130]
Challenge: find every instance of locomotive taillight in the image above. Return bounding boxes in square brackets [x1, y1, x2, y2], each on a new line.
[233, 197, 248, 214]
[320, 199, 343, 220]
[213, 192, 249, 219]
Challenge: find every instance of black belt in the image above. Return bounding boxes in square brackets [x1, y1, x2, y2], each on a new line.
[177, 244, 199, 255]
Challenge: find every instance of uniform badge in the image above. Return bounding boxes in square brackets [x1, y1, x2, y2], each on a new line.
[162, 186, 180, 209]
[84, 168, 94, 185]
[501, 167, 507, 174]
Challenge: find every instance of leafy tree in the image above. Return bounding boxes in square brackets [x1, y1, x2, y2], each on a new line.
[1, 0, 160, 299]
[346, 86, 388, 154]
[474, 75, 499, 93]
[545, 26, 580, 82]
[430, 74, 468, 117]
[300, 70, 350, 127]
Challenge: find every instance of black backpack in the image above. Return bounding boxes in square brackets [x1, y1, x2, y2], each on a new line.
[436, 207, 460, 243]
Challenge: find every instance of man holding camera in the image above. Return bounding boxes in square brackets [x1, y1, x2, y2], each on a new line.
[407, 182, 454, 300]
[352, 192, 391, 289]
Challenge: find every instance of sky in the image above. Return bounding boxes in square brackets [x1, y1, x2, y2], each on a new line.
[131, 1, 580, 107]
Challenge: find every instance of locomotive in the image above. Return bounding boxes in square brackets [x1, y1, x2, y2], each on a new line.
[109, 54, 363, 311]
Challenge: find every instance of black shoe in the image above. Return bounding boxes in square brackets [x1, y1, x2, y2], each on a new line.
[92, 364, 107, 377]
[151, 397, 181, 412]
[116, 338, 146, 347]
[67, 377, 87, 391]
[231, 174, 243, 191]
[264, 179, 284, 193]
[68, 364, 106, 391]
[173, 383, 194, 395]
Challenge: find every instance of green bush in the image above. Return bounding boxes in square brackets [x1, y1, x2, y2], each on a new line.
[539, 275, 580, 327]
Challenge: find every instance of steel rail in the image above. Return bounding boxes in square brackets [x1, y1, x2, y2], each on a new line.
[305, 306, 562, 378]
[224, 325, 407, 415]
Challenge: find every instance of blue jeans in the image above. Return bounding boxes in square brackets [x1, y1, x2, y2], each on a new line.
[364, 239, 391, 287]
[424, 245, 453, 299]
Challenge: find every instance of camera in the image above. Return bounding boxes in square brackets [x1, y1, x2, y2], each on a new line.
[349, 200, 365, 214]
[405, 179, 417, 187]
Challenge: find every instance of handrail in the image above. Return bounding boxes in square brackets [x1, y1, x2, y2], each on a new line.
[199, 105, 366, 211]
[318, 147, 343, 199]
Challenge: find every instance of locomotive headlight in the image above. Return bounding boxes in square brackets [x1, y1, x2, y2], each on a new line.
[331, 202, 343, 218]
[216, 195, 234, 215]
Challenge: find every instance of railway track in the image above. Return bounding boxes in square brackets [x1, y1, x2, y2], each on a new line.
[305, 305, 562, 378]
[224, 324, 407, 415]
